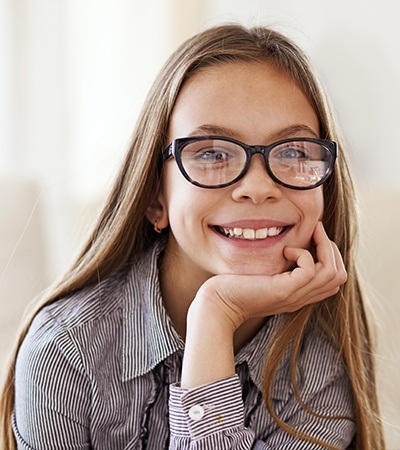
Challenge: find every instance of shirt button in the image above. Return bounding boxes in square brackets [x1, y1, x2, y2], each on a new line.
[189, 405, 205, 421]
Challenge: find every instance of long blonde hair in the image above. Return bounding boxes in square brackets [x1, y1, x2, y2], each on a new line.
[1, 24, 384, 449]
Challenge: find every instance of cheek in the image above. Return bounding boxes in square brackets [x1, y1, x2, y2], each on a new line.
[306, 191, 324, 244]
[316, 189, 325, 220]
[301, 188, 324, 221]
[160, 165, 208, 227]
[162, 163, 225, 213]
[292, 188, 324, 240]
[159, 164, 186, 213]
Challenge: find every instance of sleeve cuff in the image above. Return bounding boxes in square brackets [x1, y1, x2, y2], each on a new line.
[169, 375, 245, 441]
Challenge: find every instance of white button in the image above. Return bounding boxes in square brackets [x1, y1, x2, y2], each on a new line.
[189, 405, 204, 421]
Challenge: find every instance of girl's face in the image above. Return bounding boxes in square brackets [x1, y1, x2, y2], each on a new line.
[156, 61, 324, 284]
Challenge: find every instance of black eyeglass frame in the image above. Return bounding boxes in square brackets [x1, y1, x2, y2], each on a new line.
[163, 135, 338, 190]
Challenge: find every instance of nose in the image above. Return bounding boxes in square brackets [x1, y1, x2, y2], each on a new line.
[231, 155, 282, 204]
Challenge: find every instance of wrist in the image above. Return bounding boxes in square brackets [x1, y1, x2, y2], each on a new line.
[189, 277, 246, 333]
[181, 289, 237, 389]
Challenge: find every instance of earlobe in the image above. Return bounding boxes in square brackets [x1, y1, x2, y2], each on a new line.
[146, 194, 169, 233]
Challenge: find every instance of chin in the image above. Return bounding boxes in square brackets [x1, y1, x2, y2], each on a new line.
[227, 259, 293, 277]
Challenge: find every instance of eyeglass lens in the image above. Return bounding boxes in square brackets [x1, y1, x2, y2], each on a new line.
[180, 138, 333, 188]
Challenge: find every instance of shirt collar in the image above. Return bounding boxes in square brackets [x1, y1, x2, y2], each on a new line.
[121, 239, 184, 381]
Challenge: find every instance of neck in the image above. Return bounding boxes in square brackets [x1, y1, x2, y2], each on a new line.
[159, 246, 205, 339]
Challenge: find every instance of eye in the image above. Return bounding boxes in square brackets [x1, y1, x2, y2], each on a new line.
[195, 148, 231, 162]
[185, 142, 239, 163]
[274, 146, 308, 159]
[181, 139, 244, 169]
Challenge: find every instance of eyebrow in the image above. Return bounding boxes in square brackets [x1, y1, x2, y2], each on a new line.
[187, 125, 236, 138]
[186, 124, 319, 141]
[275, 125, 319, 139]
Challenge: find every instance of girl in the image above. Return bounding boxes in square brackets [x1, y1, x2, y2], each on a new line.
[1, 24, 385, 449]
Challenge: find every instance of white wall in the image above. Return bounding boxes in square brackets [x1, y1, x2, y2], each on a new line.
[1, 0, 399, 445]
[205, 0, 400, 185]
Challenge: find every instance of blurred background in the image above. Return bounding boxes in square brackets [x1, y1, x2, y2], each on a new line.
[1, 0, 399, 446]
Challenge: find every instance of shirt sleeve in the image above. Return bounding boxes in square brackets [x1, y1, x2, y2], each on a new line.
[13, 309, 91, 450]
[169, 376, 256, 450]
[168, 368, 356, 450]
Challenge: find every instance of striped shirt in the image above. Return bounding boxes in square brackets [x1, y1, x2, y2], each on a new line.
[13, 239, 356, 449]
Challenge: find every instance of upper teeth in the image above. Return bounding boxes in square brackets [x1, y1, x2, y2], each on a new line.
[221, 226, 284, 240]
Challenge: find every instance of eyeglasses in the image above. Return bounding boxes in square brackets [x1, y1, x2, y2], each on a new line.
[163, 135, 337, 190]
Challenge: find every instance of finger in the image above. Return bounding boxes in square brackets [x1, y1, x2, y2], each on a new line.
[331, 241, 347, 285]
[276, 231, 346, 312]
[282, 246, 317, 287]
[297, 243, 347, 303]
[313, 222, 337, 269]
[283, 240, 343, 304]
[283, 246, 315, 272]
[312, 224, 346, 293]
[314, 224, 347, 288]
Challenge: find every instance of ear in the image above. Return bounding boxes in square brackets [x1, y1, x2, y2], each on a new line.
[146, 191, 169, 232]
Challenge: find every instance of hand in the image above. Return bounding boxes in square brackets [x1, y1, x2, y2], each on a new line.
[181, 222, 346, 388]
[192, 221, 347, 332]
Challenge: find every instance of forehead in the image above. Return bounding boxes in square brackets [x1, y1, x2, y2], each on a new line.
[168, 61, 319, 143]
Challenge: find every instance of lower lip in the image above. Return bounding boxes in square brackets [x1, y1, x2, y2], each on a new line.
[211, 226, 292, 248]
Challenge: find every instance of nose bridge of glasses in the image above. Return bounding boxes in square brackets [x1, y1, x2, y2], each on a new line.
[242, 145, 275, 183]
[247, 145, 270, 166]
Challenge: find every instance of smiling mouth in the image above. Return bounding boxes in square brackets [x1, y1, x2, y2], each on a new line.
[213, 225, 288, 240]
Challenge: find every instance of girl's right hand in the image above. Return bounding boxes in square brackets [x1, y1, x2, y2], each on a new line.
[181, 222, 346, 389]
[192, 221, 347, 333]
[181, 222, 346, 388]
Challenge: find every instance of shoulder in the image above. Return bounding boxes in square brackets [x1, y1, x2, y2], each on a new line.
[273, 328, 350, 401]
[300, 330, 345, 377]
[16, 241, 164, 381]
[43, 267, 129, 329]
[16, 266, 133, 379]
[296, 330, 351, 403]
